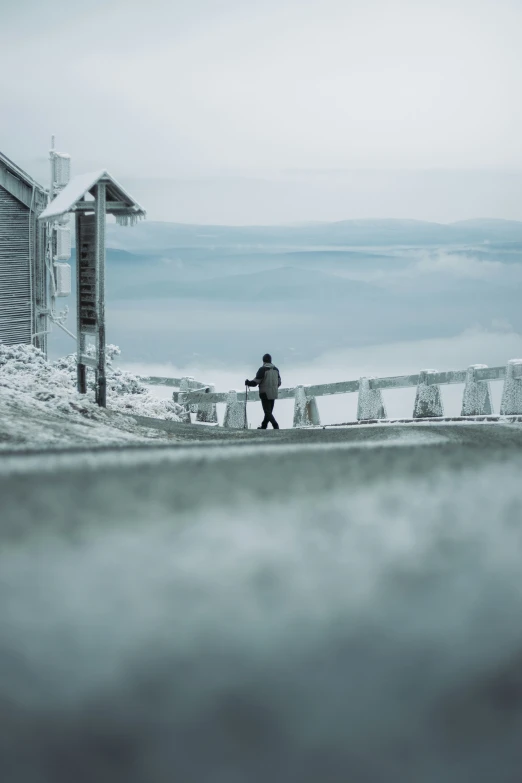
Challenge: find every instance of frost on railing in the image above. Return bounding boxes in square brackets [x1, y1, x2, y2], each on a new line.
[196, 383, 218, 424]
[293, 386, 321, 428]
[461, 364, 493, 416]
[500, 359, 522, 416]
[140, 374, 218, 424]
[223, 390, 247, 429]
[413, 370, 444, 419]
[357, 377, 387, 421]
[138, 360, 522, 428]
[177, 376, 193, 423]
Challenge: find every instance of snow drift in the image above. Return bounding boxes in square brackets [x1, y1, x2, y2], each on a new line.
[0, 343, 184, 449]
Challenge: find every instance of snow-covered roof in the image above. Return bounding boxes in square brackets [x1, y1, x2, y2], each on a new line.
[39, 169, 145, 224]
[0, 150, 47, 210]
[0, 150, 46, 195]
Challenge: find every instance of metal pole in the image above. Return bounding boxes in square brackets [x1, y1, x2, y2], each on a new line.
[35, 219, 48, 356]
[49, 135, 55, 201]
[48, 137, 56, 338]
[244, 385, 248, 429]
[95, 182, 106, 407]
[50, 316, 76, 340]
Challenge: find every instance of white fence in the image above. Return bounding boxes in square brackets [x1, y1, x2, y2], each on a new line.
[141, 360, 522, 428]
[142, 374, 218, 424]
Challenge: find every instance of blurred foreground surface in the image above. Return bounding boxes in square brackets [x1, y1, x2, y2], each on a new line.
[1, 423, 522, 783]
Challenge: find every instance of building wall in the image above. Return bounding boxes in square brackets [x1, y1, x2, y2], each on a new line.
[0, 184, 34, 346]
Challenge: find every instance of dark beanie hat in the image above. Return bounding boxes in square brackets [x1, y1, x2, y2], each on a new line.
[263, 353, 272, 363]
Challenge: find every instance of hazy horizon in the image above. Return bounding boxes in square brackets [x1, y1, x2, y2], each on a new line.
[3, 0, 522, 223]
[7, 167, 522, 225]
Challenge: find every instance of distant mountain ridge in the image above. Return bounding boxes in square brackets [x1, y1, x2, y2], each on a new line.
[107, 218, 522, 253]
[113, 265, 384, 302]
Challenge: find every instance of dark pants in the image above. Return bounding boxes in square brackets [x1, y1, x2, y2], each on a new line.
[260, 393, 279, 429]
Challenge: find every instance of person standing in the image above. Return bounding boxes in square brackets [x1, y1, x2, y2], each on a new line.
[245, 354, 281, 429]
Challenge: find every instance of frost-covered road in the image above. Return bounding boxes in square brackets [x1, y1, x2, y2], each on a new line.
[1, 423, 522, 783]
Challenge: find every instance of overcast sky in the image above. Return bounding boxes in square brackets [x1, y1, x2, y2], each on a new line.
[2, 0, 521, 223]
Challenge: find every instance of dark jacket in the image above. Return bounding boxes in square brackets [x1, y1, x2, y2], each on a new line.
[248, 363, 282, 400]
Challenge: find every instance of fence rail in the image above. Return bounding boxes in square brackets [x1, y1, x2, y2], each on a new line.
[141, 376, 203, 388]
[139, 359, 522, 428]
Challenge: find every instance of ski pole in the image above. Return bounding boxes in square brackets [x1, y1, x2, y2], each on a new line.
[244, 384, 248, 429]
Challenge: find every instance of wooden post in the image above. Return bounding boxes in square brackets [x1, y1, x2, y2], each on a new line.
[95, 182, 106, 407]
[75, 211, 90, 395]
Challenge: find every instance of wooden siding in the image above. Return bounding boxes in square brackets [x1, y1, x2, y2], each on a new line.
[0, 185, 32, 345]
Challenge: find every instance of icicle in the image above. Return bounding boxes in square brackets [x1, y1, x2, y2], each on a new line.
[115, 213, 145, 227]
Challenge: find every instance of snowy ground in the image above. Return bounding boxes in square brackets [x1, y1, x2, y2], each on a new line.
[0, 344, 188, 449]
[1, 412, 522, 781]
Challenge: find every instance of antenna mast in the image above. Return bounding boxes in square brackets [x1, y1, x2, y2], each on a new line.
[45, 136, 73, 340]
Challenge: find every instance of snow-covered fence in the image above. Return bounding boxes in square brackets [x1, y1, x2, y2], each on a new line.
[141, 375, 217, 424]
[179, 360, 522, 428]
[140, 375, 203, 389]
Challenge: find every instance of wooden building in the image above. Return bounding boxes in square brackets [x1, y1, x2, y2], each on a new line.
[0, 151, 48, 352]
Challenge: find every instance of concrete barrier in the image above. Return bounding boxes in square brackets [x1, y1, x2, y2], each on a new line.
[461, 364, 493, 416]
[500, 359, 522, 415]
[177, 376, 193, 423]
[413, 370, 444, 418]
[223, 390, 247, 429]
[293, 386, 321, 427]
[357, 377, 387, 421]
[195, 383, 218, 424]
[143, 359, 518, 427]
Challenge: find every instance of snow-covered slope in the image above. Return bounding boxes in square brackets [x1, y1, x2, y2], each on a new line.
[0, 344, 184, 450]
